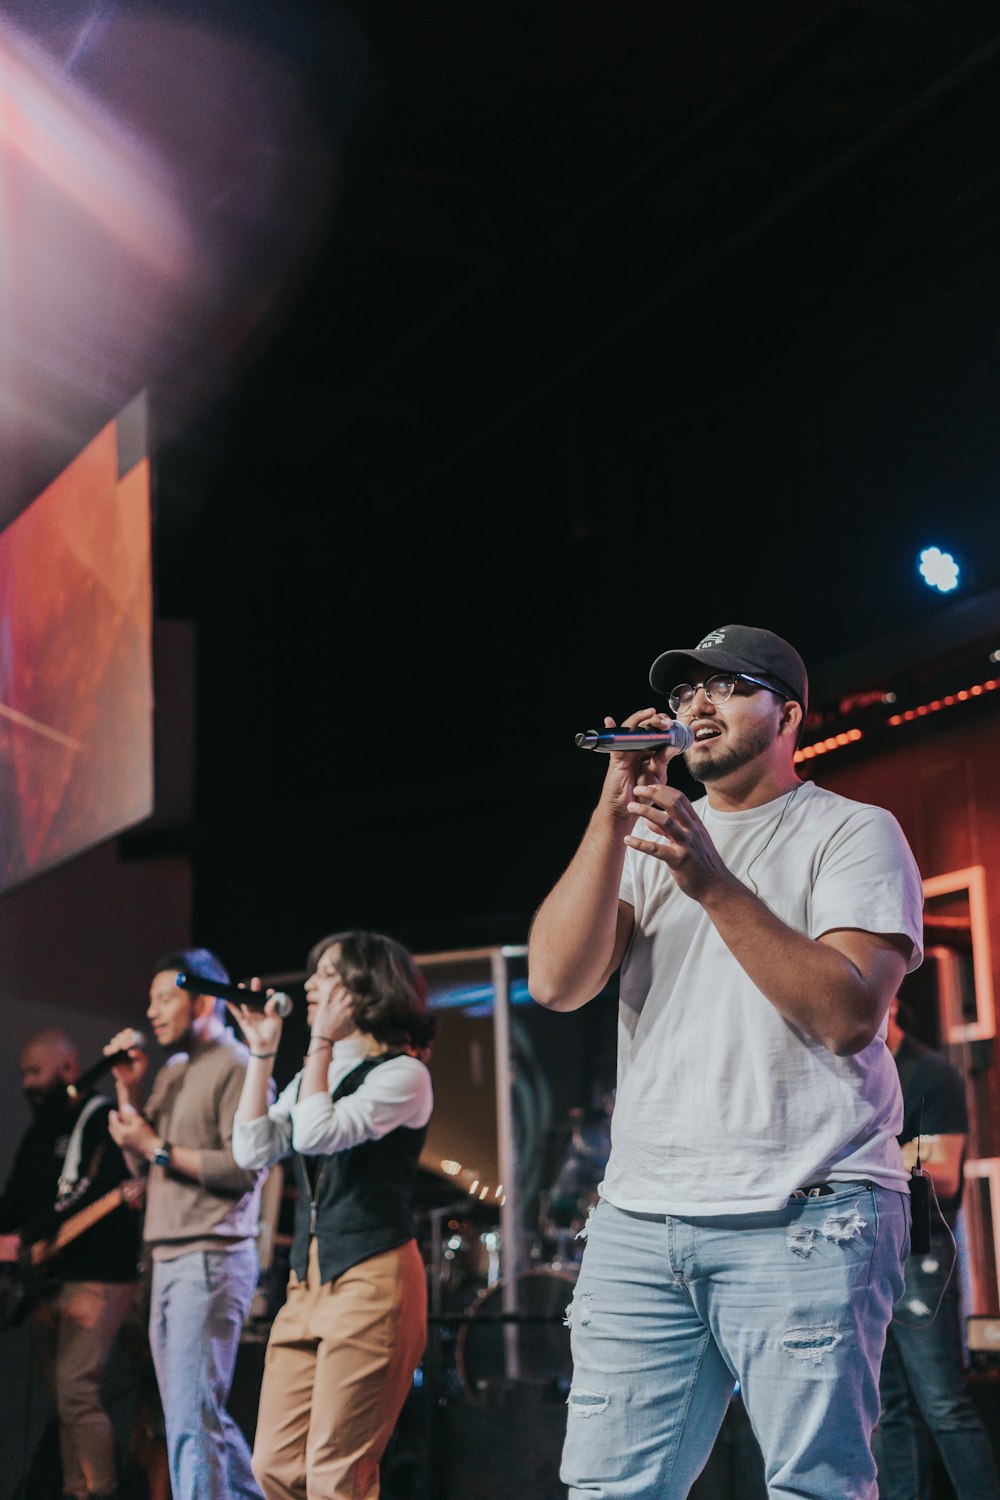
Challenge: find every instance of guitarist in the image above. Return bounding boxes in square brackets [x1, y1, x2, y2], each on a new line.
[0, 1026, 141, 1500]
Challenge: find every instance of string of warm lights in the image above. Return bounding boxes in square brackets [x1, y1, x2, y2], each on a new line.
[437, 1157, 506, 1205]
[793, 668, 1000, 763]
[794, 728, 863, 763]
[886, 676, 1000, 726]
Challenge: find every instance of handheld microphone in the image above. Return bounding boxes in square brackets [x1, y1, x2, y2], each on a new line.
[575, 723, 692, 753]
[175, 971, 293, 1019]
[68, 1030, 147, 1100]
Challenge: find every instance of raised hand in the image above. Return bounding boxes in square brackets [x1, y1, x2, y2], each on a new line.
[108, 1100, 157, 1161]
[227, 980, 285, 1057]
[625, 784, 733, 902]
[308, 977, 358, 1046]
[599, 708, 687, 817]
[104, 1028, 148, 1105]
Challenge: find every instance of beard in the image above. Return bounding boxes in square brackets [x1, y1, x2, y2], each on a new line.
[24, 1081, 70, 1118]
[684, 713, 778, 784]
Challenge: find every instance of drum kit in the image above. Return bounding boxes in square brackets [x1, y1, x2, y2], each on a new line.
[421, 1103, 611, 1402]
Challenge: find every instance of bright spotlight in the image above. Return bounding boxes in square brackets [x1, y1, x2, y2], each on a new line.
[918, 547, 959, 593]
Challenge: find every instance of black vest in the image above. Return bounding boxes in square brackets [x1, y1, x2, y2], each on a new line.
[290, 1055, 428, 1285]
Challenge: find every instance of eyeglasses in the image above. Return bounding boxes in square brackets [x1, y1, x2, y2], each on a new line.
[667, 671, 789, 717]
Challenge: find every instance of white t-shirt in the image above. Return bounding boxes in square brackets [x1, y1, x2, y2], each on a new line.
[602, 779, 924, 1215]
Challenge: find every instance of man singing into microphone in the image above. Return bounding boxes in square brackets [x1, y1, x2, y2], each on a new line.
[106, 947, 268, 1500]
[529, 624, 924, 1500]
[0, 1028, 141, 1500]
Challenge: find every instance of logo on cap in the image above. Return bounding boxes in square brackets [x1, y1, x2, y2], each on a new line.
[697, 630, 726, 649]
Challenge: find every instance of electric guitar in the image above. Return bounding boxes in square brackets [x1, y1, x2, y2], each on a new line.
[0, 1176, 145, 1329]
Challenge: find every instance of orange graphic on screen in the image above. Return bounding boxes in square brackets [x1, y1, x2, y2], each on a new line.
[0, 405, 153, 894]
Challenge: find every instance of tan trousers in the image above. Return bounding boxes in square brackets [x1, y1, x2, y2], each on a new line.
[32, 1278, 137, 1498]
[252, 1238, 427, 1500]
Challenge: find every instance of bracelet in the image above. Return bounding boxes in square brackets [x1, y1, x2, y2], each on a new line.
[250, 1050, 278, 1060]
[309, 1035, 336, 1047]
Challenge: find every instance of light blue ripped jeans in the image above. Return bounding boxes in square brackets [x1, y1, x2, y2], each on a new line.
[561, 1184, 908, 1500]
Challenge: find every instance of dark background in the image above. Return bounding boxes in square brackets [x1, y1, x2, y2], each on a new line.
[5, 0, 1000, 976]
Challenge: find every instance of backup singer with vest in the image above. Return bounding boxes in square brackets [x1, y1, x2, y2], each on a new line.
[231, 930, 436, 1500]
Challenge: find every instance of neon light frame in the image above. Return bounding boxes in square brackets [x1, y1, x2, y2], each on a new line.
[963, 1158, 1000, 1314]
[922, 865, 995, 1043]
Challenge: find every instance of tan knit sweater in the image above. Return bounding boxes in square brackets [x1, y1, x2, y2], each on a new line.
[142, 1031, 265, 1261]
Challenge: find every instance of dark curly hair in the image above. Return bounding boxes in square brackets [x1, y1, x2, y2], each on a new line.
[307, 930, 437, 1054]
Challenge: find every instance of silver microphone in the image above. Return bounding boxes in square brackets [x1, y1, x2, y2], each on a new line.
[575, 723, 692, 753]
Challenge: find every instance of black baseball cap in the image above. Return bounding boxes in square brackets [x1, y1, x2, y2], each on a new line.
[649, 625, 808, 713]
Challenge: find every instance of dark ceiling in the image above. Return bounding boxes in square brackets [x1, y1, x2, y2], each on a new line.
[8, 0, 1000, 968]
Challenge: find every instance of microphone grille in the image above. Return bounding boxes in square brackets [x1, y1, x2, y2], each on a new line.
[271, 992, 293, 1019]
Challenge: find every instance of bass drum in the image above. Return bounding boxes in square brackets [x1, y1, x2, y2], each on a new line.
[455, 1266, 577, 1402]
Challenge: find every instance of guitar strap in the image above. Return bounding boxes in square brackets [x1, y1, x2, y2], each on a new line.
[57, 1095, 108, 1202]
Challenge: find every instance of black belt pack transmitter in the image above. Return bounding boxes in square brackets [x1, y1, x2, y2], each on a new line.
[909, 1168, 931, 1255]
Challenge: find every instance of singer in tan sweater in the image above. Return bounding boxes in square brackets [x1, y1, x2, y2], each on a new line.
[107, 947, 268, 1500]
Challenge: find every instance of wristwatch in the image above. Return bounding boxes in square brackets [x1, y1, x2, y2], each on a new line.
[151, 1139, 172, 1170]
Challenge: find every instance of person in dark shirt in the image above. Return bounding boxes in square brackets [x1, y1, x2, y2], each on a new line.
[873, 999, 1000, 1500]
[0, 1027, 142, 1500]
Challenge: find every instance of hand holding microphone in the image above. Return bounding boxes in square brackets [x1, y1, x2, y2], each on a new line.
[209, 975, 290, 1060]
[99, 1027, 149, 1117]
[97, 1028, 149, 1096]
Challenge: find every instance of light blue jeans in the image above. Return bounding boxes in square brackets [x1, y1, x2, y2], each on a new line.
[561, 1185, 908, 1499]
[149, 1241, 263, 1500]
